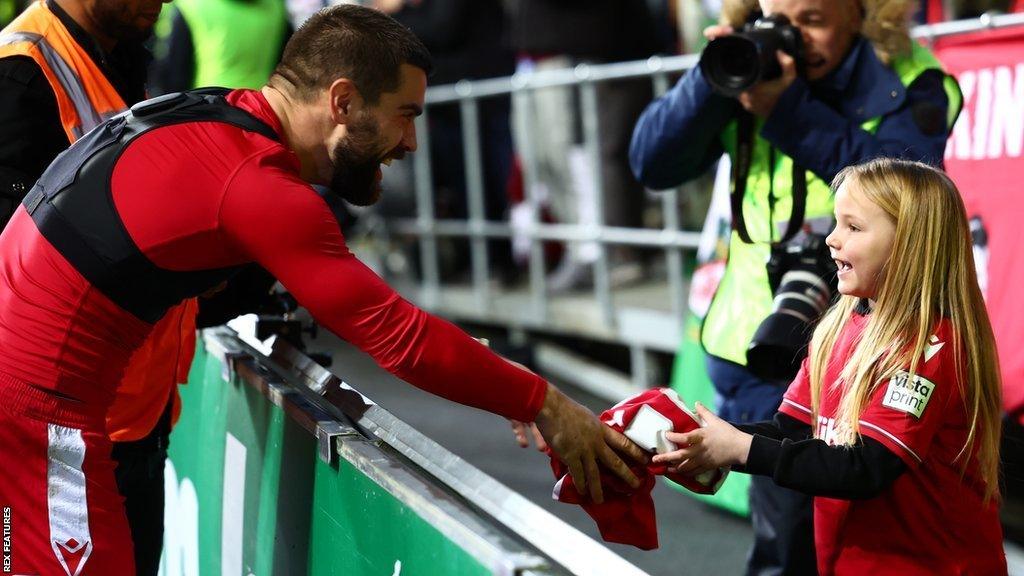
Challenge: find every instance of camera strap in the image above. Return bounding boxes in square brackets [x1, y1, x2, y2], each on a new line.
[731, 110, 807, 245]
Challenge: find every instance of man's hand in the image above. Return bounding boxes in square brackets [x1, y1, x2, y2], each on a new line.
[651, 402, 752, 476]
[738, 50, 798, 117]
[534, 384, 647, 504]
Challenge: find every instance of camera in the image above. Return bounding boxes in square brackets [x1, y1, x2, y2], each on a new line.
[699, 14, 804, 97]
[746, 233, 837, 380]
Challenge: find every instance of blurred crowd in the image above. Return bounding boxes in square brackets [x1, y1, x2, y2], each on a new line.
[1, 0, 1020, 293]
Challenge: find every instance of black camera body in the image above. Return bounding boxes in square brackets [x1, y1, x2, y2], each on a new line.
[699, 14, 805, 97]
[746, 232, 837, 380]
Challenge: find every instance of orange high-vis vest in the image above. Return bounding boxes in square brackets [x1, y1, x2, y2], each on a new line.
[0, 0, 125, 140]
[0, 0, 197, 441]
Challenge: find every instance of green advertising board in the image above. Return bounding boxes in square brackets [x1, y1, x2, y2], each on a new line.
[161, 329, 649, 575]
[161, 341, 316, 574]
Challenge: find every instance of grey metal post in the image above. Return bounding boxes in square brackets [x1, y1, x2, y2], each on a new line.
[630, 343, 649, 389]
[651, 64, 688, 321]
[578, 65, 615, 328]
[413, 112, 440, 308]
[512, 76, 549, 322]
[457, 83, 490, 310]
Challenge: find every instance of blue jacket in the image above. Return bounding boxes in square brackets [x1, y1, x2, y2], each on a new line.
[630, 37, 954, 191]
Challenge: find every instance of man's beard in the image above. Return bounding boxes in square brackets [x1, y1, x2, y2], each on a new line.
[329, 113, 386, 207]
[92, 0, 155, 43]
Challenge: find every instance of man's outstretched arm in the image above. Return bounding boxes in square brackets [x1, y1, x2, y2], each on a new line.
[220, 167, 645, 501]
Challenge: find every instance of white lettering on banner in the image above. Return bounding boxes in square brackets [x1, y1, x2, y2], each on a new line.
[222, 434, 247, 576]
[973, 68, 992, 159]
[949, 70, 975, 159]
[947, 63, 1024, 160]
[162, 436, 253, 576]
[989, 65, 1024, 158]
[881, 372, 935, 418]
[160, 460, 199, 576]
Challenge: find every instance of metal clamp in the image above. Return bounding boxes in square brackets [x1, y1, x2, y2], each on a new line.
[316, 420, 359, 464]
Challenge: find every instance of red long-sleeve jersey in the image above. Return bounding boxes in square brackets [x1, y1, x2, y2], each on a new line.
[0, 89, 546, 427]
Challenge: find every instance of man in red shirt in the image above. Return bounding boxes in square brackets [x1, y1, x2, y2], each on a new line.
[0, 6, 644, 574]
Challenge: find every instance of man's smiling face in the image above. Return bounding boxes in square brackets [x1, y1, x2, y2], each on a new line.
[329, 63, 425, 206]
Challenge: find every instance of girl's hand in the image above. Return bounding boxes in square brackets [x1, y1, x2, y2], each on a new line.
[652, 402, 753, 476]
[510, 419, 548, 451]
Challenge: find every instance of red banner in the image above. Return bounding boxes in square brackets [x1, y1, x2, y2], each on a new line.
[933, 26, 1024, 419]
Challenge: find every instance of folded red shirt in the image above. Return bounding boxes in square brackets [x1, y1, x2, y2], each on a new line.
[549, 388, 729, 549]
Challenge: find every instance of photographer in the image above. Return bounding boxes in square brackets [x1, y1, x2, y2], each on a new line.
[629, 0, 960, 573]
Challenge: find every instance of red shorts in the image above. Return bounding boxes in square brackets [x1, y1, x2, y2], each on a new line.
[0, 380, 134, 576]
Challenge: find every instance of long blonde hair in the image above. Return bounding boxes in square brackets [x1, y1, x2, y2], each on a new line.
[808, 159, 1002, 501]
[718, 0, 912, 64]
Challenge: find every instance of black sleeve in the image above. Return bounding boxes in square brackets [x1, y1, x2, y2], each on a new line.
[735, 412, 812, 442]
[743, 425, 908, 500]
[0, 55, 69, 225]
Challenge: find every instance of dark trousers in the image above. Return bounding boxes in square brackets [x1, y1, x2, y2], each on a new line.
[706, 355, 818, 575]
[428, 97, 515, 276]
[746, 476, 817, 576]
[1001, 414, 1024, 543]
[596, 77, 649, 233]
[112, 401, 172, 576]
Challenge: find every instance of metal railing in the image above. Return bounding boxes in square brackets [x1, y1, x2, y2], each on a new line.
[394, 54, 702, 328]
[362, 12, 1024, 395]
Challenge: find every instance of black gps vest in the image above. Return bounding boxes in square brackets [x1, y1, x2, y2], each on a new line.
[21, 88, 280, 324]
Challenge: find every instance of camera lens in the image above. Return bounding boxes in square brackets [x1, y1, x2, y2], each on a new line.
[698, 14, 803, 98]
[747, 268, 832, 380]
[700, 36, 761, 97]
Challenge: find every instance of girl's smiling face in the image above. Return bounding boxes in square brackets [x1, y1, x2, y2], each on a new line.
[825, 179, 897, 301]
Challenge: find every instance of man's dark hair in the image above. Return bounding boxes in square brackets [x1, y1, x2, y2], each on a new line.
[272, 5, 433, 104]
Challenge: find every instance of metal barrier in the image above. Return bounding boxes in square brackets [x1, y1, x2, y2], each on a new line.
[160, 327, 649, 575]
[363, 12, 1024, 396]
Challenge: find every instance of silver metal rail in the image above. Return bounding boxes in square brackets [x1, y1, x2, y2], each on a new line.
[914, 11, 1024, 41]
[204, 327, 650, 576]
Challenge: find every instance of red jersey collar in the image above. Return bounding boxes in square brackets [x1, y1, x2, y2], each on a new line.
[226, 89, 286, 141]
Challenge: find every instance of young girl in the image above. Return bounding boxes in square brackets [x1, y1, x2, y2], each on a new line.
[654, 158, 1005, 575]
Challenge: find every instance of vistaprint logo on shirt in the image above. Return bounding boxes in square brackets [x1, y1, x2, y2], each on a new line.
[882, 371, 935, 418]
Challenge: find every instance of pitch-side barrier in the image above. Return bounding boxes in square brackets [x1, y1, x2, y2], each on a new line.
[159, 327, 649, 575]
